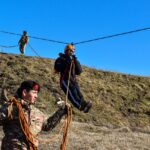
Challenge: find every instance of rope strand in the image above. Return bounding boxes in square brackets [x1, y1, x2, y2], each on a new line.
[60, 59, 73, 150]
[0, 44, 18, 48]
[74, 27, 150, 45]
[0, 30, 68, 45]
[0, 27, 150, 46]
[28, 43, 42, 58]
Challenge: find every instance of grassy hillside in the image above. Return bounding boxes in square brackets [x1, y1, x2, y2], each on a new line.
[0, 52, 150, 129]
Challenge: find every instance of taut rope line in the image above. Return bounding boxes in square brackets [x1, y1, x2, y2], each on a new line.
[60, 59, 73, 150]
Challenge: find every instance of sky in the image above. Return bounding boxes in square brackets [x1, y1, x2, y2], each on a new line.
[0, 0, 150, 76]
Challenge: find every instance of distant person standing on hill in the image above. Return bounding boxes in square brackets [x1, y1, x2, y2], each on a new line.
[54, 43, 92, 113]
[18, 31, 29, 54]
[0, 80, 68, 150]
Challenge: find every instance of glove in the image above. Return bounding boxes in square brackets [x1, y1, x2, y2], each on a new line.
[57, 98, 65, 108]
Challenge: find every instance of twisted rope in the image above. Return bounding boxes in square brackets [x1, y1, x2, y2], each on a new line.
[11, 97, 38, 150]
[60, 60, 73, 150]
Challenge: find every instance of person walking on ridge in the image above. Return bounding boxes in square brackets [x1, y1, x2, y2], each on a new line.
[18, 31, 29, 54]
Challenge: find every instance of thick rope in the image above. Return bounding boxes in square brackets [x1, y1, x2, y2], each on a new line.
[11, 97, 38, 150]
[34, 61, 73, 149]
[60, 105, 72, 150]
[60, 59, 73, 150]
[65, 60, 73, 104]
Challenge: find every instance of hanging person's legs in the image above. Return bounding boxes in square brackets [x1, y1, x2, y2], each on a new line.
[74, 82, 92, 113]
[61, 80, 92, 113]
[61, 80, 83, 109]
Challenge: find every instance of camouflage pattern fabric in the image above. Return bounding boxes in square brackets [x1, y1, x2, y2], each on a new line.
[0, 99, 66, 150]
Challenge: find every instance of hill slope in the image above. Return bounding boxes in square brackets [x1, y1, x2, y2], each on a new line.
[0, 52, 150, 149]
[0, 52, 150, 128]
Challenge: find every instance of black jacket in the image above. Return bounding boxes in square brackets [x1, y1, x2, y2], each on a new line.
[54, 53, 82, 83]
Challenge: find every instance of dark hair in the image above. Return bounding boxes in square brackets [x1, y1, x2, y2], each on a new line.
[16, 80, 40, 98]
[23, 31, 27, 34]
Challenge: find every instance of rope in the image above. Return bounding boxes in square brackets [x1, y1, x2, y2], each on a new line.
[74, 27, 150, 45]
[65, 60, 73, 104]
[1, 27, 150, 46]
[0, 44, 18, 48]
[0, 30, 68, 45]
[60, 105, 72, 150]
[28, 43, 42, 58]
[60, 60, 73, 150]
[24, 43, 72, 150]
[10, 97, 38, 150]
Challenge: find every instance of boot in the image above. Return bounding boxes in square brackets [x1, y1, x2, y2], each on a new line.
[83, 101, 92, 113]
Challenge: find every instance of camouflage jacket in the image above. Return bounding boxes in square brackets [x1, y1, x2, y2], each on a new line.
[0, 99, 66, 150]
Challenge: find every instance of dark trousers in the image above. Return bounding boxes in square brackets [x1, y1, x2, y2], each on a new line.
[19, 44, 25, 54]
[60, 80, 87, 110]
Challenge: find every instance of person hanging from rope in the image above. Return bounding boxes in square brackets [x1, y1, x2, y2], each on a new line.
[0, 80, 69, 150]
[18, 31, 29, 54]
[54, 43, 92, 113]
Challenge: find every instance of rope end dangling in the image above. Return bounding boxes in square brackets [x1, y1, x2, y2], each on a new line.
[60, 103, 72, 150]
[60, 49, 73, 150]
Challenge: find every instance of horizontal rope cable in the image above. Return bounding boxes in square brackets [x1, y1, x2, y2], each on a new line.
[74, 27, 150, 45]
[0, 30, 68, 45]
[0, 27, 150, 46]
[0, 44, 18, 48]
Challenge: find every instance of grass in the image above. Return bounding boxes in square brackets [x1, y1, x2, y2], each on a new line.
[0, 52, 150, 128]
